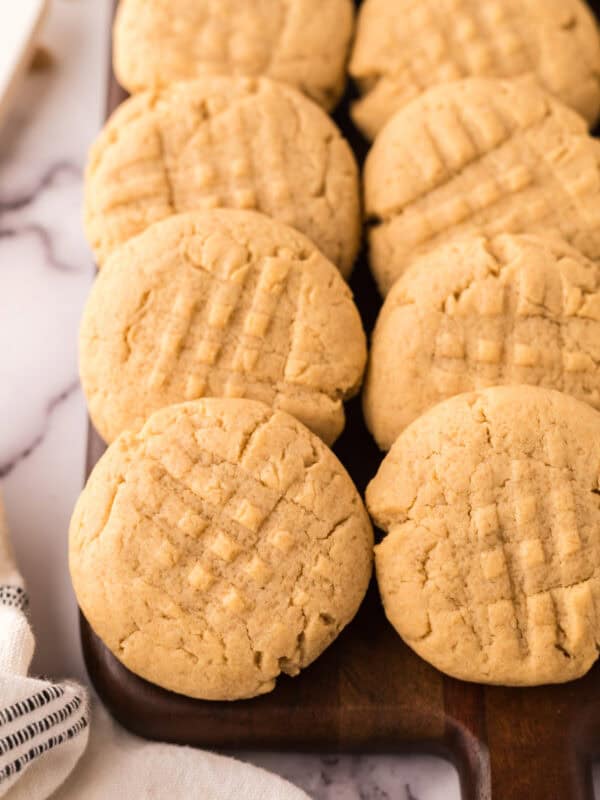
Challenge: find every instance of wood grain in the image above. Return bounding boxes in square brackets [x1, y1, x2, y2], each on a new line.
[80, 2, 600, 797]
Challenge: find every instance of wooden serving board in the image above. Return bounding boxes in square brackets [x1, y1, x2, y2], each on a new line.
[81, 2, 600, 797]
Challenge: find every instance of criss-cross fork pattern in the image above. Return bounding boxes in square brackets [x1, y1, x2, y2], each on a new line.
[369, 84, 600, 289]
[421, 430, 598, 660]
[146, 236, 303, 406]
[118, 415, 343, 619]
[89, 80, 354, 270]
[361, 0, 537, 109]
[429, 246, 600, 397]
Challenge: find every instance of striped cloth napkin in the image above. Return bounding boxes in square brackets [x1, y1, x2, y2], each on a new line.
[0, 496, 309, 799]
[0, 497, 88, 799]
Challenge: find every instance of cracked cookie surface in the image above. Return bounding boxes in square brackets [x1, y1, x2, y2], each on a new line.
[80, 210, 366, 445]
[69, 398, 373, 700]
[350, 0, 600, 140]
[113, 0, 354, 111]
[364, 233, 600, 449]
[367, 386, 600, 686]
[364, 78, 600, 295]
[84, 76, 360, 275]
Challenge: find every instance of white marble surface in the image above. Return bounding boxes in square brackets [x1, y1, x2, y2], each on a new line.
[0, 3, 595, 799]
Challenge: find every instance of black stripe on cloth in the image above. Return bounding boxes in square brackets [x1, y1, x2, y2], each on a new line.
[0, 715, 88, 783]
[0, 686, 65, 727]
[0, 586, 28, 612]
[0, 694, 83, 755]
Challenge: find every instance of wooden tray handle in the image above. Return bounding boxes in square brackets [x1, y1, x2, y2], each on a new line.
[444, 679, 596, 799]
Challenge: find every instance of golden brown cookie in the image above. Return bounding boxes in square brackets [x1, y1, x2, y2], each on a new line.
[364, 78, 600, 295]
[70, 399, 374, 700]
[364, 233, 600, 449]
[80, 209, 366, 445]
[367, 386, 600, 686]
[84, 76, 360, 275]
[114, 0, 355, 110]
[350, 0, 600, 139]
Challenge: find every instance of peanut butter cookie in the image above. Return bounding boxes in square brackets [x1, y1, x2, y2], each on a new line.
[350, 0, 600, 139]
[368, 386, 600, 686]
[364, 78, 600, 295]
[70, 399, 374, 700]
[84, 76, 360, 275]
[114, 0, 354, 111]
[364, 233, 600, 449]
[80, 210, 366, 445]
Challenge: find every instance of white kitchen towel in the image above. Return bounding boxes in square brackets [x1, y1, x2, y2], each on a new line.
[0, 495, 310, 800]
[52, 702, 308, 800]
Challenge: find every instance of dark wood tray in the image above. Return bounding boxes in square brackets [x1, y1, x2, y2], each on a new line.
[80, 2, 600, 797]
